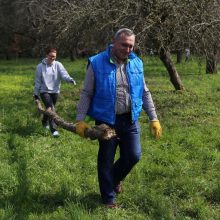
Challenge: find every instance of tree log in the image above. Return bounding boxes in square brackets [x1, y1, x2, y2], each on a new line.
[35, 100, 116, 140]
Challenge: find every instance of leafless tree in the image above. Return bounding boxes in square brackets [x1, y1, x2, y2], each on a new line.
[3, 0, 220, 82]
[186, 0, 220, 74]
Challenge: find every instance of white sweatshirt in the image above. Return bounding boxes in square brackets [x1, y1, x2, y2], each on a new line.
[34, 58, 75, 95]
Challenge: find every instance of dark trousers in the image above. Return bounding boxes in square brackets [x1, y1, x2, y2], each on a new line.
[40, 92, 58, 133]
[96, 113, 141, 204]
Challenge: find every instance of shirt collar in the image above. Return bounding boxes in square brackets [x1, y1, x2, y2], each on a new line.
[109, 50, 130, 64]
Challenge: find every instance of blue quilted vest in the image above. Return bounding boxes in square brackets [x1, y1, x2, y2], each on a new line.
[88, 46, 144, 125]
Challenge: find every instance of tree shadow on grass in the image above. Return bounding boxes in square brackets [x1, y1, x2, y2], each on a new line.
[70, 192, 102, 211]
[1, 133, 101, 219]
[5, 123, 39, 137]
[0, 165, 101, 219]
[0, 190, 101, 219]
[1, 141, 101, 218]
[28, 191, 101, 214]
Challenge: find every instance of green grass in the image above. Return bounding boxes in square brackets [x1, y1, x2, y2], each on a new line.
[0, 56, 220, 219]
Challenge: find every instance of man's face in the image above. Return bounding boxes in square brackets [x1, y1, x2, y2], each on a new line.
[112, 34, 135, 62]
[46, 52, 56, 64]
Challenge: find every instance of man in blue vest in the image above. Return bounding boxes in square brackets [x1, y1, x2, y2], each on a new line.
[75, 28, 162, 208]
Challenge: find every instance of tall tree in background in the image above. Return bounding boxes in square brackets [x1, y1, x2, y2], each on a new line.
[1, 0, 220, 84]
[185, 0, 220, 74]
[0, 0, 18, 59]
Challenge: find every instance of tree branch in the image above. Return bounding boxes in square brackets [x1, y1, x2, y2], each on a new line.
[35, 100, 116, 140]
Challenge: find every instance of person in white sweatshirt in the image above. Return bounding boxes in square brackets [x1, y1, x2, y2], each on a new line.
[33, 47, 76, 137]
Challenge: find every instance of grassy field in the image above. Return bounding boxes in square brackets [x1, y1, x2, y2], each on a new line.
[0, 56, 220, 220]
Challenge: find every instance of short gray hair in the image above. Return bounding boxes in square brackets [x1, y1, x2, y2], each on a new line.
[114, 28, 135, 40]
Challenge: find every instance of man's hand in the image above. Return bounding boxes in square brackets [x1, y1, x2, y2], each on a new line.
[150, 120, 162, 139]
[75, 121, 90, 138]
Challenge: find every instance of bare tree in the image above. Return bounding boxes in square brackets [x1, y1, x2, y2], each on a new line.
[185, 0, 220, 74]
[5, 0, 220, 77]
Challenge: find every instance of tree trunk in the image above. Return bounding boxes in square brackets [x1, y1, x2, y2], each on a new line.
[5, 50, 10, 60]
[176, 49, 183, 64]
[35, 100, 116, 140]
[159, 47, 185, 90]
[69, 50, 74, 61]
[69, 49, 77, 61]
[206, 52, 218, 74]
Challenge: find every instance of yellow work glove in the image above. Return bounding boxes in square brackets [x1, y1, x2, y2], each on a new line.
[75, 121, 91, 138]
[150, 120, 162, 139]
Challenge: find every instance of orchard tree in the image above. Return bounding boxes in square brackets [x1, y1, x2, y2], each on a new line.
[186, 0, 220, 74]
[5, 0, 220, 84]
[0, 0, 18, 58]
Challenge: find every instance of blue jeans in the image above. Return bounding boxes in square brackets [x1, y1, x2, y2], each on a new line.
[96, 113, 141, 204]
[40, 93, 58, 133]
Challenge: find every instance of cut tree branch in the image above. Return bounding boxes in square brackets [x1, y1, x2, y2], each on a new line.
[35, 100, 116, 140]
